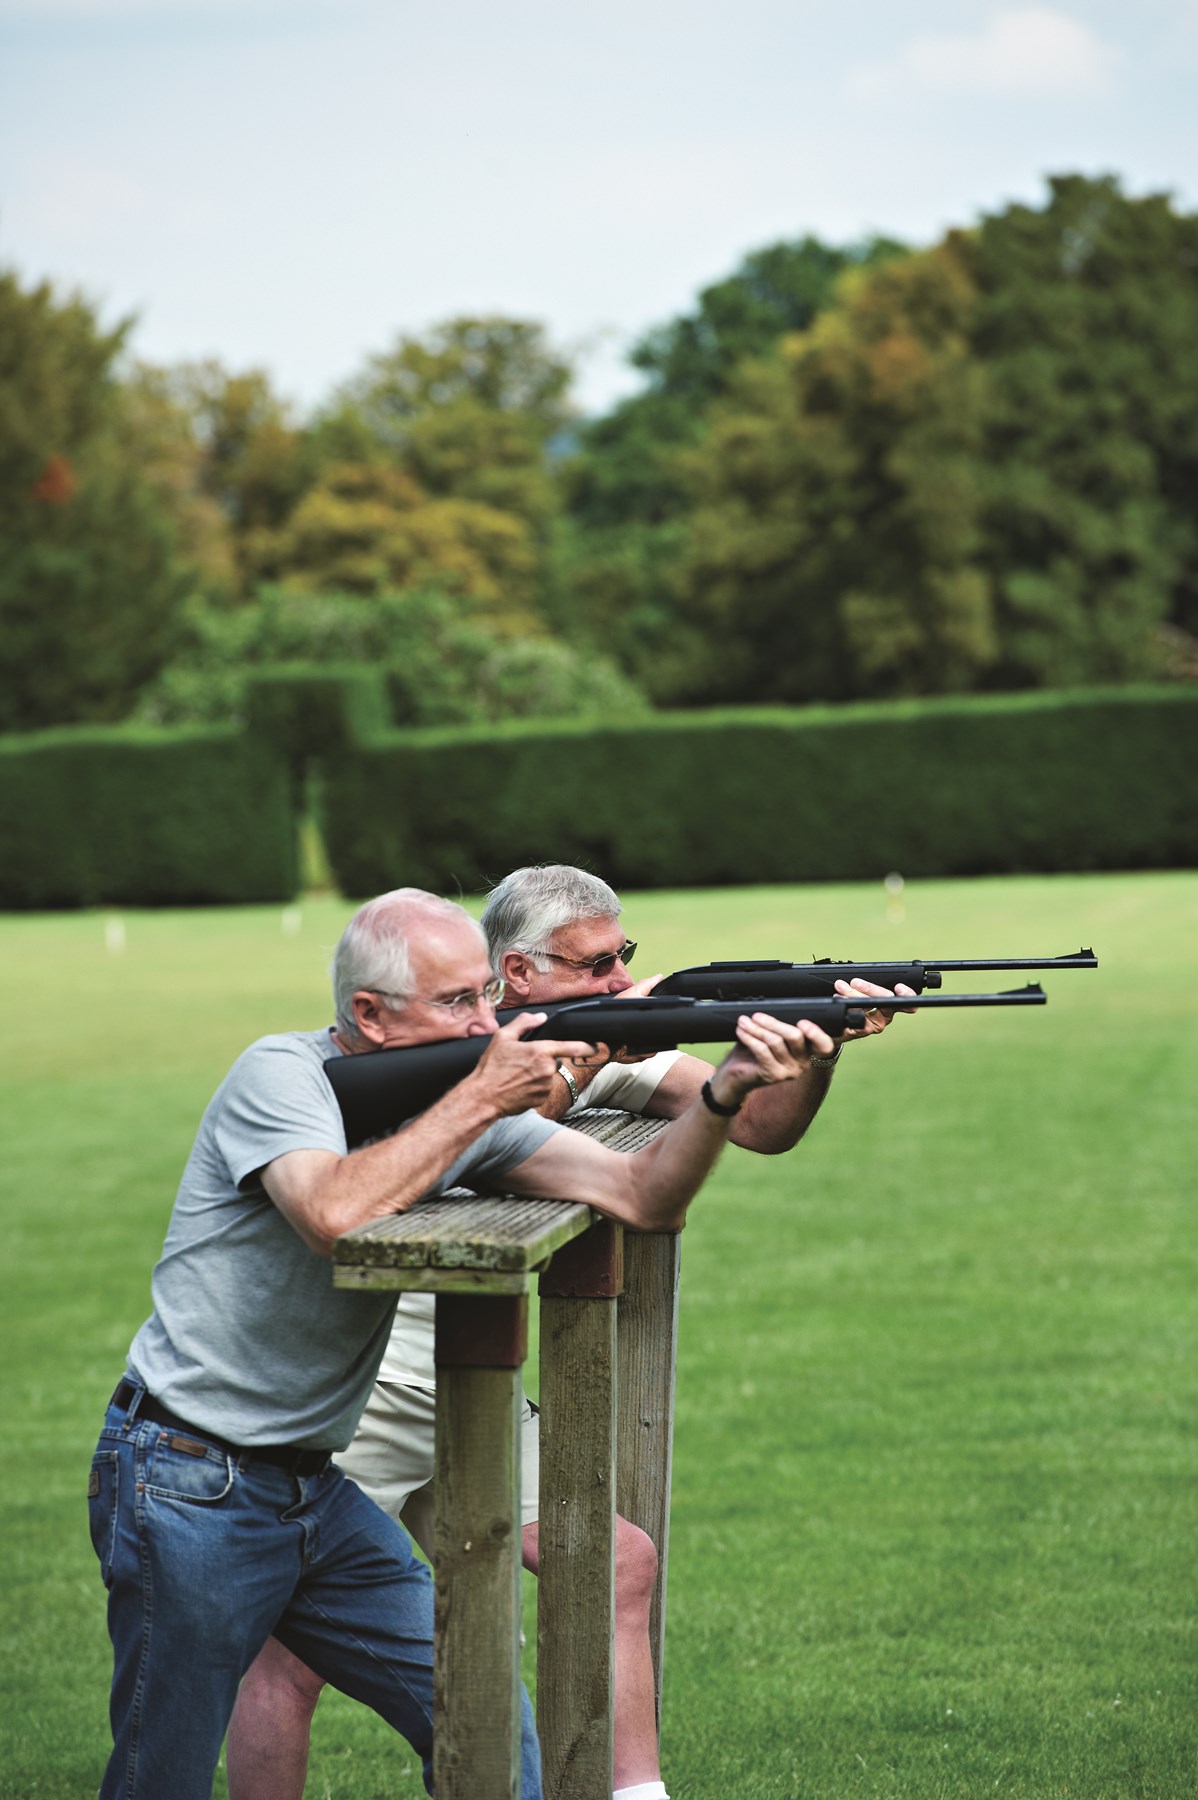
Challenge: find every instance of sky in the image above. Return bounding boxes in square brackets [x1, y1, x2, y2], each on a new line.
[1, 0, 1196, 419]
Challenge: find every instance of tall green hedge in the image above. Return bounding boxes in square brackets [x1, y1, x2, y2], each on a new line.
[2, 684, 1192, 909]
[0, 726, 297, 908]
[316, 686, 1198, 896]
[242, 663, 392, 767]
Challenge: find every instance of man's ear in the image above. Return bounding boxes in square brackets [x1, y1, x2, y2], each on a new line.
[350, 990, 391, 1046]
[499, 949, 535, 999]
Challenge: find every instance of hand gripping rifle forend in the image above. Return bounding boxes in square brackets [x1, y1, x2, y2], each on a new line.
[324, 986, 1048, 1150]
[654, 948, 1097, 1000]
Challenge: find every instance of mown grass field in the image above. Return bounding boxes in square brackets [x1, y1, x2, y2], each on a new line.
[1, 871, 1194, 1798]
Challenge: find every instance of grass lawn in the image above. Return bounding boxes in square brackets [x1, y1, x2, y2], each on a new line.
[1, 871, 1194, 1798]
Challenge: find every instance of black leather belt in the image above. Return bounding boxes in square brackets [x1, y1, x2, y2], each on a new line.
[111, 1380, 333, 1477]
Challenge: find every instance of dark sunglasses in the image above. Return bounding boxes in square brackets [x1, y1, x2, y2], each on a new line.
[540, 941, 637, 979]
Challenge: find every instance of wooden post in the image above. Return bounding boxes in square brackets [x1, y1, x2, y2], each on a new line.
[615, 1231, 681, 1726]
[332, 1118, 676, 1793]
[434, 1292, 529, 1800]
[537, 1220, 624, 1800]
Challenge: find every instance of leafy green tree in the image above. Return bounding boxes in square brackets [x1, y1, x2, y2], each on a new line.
[265, 463, 541, 631]
[0, 275, 119, 527]
[121, 360, 315, 600]
[318, 316, 570, 526]
[550, 236, 908, 700]
[329, 316, 573, 427]
[0, 272, 189, 730]
[566, 234, 909, 532]
[293, 317, 574, 624]
[674, 241, 995, 701]
[613, 177, 1198, 704]
[963, 173, 1198, 684]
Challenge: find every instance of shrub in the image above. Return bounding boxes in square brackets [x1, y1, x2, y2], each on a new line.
[243, 664, 392, 767]
[132, 586, 650, 729]
[0, 726, 297, 907]
[316, 686, 1197, 895]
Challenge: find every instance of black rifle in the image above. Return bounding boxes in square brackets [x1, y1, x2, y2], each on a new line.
[326, 986, 1047, 1149]
[654, 947, 1097, 1000]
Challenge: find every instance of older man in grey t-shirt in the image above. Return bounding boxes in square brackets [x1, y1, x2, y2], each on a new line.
[228, 868, 893, 1800]
[91, 886, 822, 1800]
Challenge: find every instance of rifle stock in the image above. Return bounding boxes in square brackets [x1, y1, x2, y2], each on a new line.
[654, 947, 1097, 999]
[325, 986, 1047, 1149]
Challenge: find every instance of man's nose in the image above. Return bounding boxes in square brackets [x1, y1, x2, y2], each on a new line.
[467, 999, 500, 1034]
[606, 969, 635, 994]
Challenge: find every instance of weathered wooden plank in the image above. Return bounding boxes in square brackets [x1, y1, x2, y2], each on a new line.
[336, 1191, 594, 1272]
[565, 1109, 668, 1154]
[333, 1266, 531, 1295]
[434, 1298, 527, 1800]
[615, 1230, 681, 1730]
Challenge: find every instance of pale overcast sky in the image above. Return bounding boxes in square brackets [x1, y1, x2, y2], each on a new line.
[1, 0, 1195, 417]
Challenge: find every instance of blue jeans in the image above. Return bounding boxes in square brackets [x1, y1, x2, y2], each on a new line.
[89, 1391, 542, 1799]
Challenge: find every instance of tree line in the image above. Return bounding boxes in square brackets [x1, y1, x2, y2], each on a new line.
[3, 171, 1196, 735]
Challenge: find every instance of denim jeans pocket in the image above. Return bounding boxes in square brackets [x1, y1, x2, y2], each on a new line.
[142, 1436, 237, 1505]
[88, 1450, 120, 1587]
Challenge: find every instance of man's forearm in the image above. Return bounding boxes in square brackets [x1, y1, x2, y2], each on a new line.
[642, 1049, 832, 1155]
[729, 1062, 835, 1154]
[342, 1082, 503, 1212]
[268, 1079, 506, 1258]
[622, 1093, 737, 1231]
[503, 1097, 731, 1233]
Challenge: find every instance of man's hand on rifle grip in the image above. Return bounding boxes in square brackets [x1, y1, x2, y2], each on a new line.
[832, 977, 920, 1042]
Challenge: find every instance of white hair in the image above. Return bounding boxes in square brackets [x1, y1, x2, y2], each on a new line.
[331, 888, 483, 1045]
[482, 864, 621, 969]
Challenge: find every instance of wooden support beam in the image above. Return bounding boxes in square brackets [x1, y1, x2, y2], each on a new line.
[536, 1221, 623, 1800]
[434, 1294, 528, 1800]
[615, 1231, 681, 1727]
[331, 1112, 676, 1795]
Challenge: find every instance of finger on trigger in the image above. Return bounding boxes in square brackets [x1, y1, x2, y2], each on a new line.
[502, 1012, 547, 1037]
[541, 1038, 599, 1061]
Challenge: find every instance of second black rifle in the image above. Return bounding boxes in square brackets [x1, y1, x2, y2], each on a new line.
[654, 947, 1097, 999]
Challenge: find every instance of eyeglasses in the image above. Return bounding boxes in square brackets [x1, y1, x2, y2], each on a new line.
[376, 977, 506, 1020]
[539, 941, 637, 979]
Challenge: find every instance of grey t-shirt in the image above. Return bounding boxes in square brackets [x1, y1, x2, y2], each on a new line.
[126, 1027, 558, 1450]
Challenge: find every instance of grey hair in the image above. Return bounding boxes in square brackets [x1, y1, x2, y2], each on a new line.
[482, 865, 621, 968]
[331, 888, 484, 1044]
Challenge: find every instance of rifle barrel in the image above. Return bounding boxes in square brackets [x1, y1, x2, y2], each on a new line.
[656, 950, 1094, 998]
[925, 948, 1097, 971]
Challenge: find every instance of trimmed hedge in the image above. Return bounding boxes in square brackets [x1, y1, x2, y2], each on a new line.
[316, 686, 1198, 896]
[243, 663, 392, 766]
[3, 684, 1192, 909]
[0, 725, 298, 908]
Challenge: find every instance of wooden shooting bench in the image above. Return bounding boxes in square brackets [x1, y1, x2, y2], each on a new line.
[331, 1108, 677, 1800]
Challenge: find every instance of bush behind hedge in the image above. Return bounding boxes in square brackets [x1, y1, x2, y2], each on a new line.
[132, 586, 651, 730]
[317, 686, 1197, 896]
[243, 664, 392, 767]
[0, 725, 297, 908]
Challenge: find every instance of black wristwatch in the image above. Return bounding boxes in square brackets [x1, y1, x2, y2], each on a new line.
[700, 1078, 742, 1117]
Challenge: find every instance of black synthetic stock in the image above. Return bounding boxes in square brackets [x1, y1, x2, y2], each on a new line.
[654, 948, 1097, 999]
[328, 994, 860, 1147]
[325, 986, 1047, 1148]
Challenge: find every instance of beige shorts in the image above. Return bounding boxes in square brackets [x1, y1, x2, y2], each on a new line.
[335, 1380, 541, 1561]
